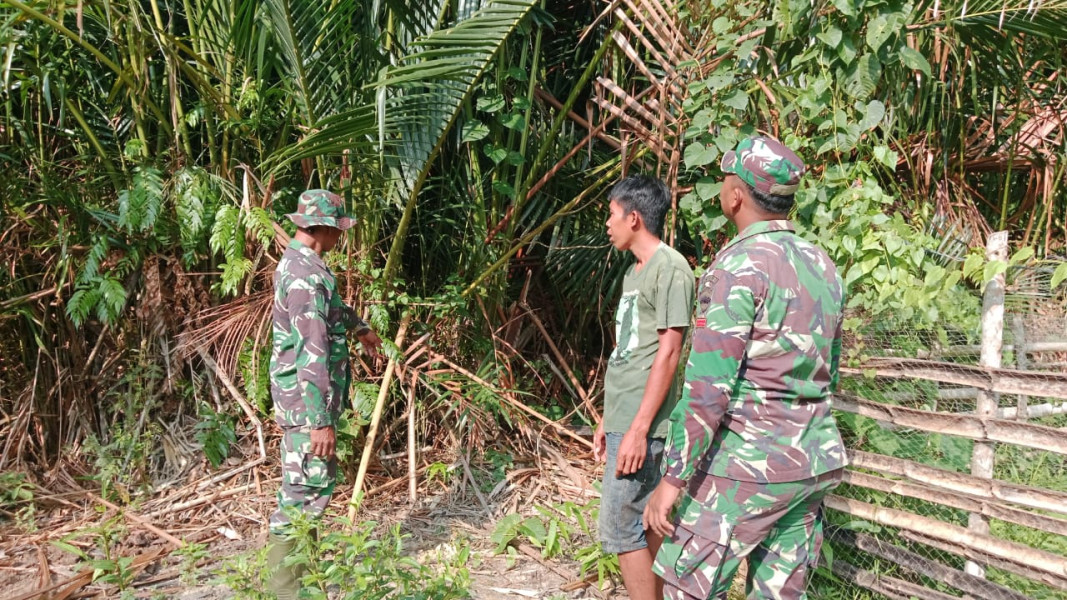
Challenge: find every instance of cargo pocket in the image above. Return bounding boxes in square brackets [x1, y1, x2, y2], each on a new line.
[658, 511, 735, 599]
[302, 454, 330, 489]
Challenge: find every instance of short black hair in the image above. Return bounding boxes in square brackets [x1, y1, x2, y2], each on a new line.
[608, 175, 671, 238]
[746, 183, 794, 214]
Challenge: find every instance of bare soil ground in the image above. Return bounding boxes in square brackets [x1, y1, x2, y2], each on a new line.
[0, 447, 620, 600]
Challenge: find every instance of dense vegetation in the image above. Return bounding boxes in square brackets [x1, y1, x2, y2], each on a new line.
[2, 0, 1065, 511]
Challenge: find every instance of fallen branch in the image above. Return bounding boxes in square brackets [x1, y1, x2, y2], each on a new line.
[428, 354, 593, 449]
[11, 547, 166, 600]
[145, 479, 278, 519]
[460, 454, 493, 517]
[90, 493, 185, 548]
[197, 348, 266, 459]
[520, 303, 600, 426]
[350, 313, 412, 521]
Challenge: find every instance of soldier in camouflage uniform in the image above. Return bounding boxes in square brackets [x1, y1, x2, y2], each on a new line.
[643, 136, 848, 600]
[266, 189, 382, 600]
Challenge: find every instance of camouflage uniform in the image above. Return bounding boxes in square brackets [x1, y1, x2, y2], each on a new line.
[654, 137, 848, 599]
[268, 190, 368, 536]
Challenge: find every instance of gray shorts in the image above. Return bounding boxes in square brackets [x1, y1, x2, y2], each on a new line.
[598, 433, 665, 554]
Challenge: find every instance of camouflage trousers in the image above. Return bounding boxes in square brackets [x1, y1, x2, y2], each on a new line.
[268, 428, 337, 536]
[653, 469, 843, 600]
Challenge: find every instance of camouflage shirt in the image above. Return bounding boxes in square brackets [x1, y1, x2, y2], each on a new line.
[270, 239, 368, 428]
[663, 220, 848, 486]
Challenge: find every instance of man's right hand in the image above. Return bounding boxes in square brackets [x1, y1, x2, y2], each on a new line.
[310, 426, 336, 459]
[593, 423, 606, 462]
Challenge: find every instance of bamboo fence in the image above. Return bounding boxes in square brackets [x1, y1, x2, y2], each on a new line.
[825, 232, 1067, 599]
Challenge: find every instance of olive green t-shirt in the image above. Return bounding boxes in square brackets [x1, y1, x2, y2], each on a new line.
[604, 243, 694, 439]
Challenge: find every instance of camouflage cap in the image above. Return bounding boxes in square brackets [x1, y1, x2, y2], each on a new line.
[286, 189, 355, 230]
[720, 135, 805, 196]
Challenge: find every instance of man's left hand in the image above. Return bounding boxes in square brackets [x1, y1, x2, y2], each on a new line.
[310, 426, 336, 459]
[643, 480, 682, 537]
[615, 429, 647, 476]
[357, 329, 383, 359]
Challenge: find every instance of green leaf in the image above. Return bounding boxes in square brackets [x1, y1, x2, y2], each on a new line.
[505, 66, 528, 82]
[492, 180, 516, 199]
[859, 100, 886, 130]
[1051, 263, 1067, 289]
[837, 36, 858, 64]
[477, 95, 506, 113]
[461, 121, 489, 143]
[50, 540, 88, 559]
[484, 145, 508, 164]
[704, 73, 734, 91]
[844, 55, 881, 99]
[898, 47, 932, 77]
[695, 177, 721, 201]
[244, 207, 275, 247]
[865, 15, 893, 51]
[499, 111, 525, 130]
[705, 214, 728, 233]
[983, 260, 1007, 283]
[684, 143, 718, 168]
[712, 16, 733, 34]
[833, 0, 858, 16]
[817, 27, 843, 48]
[872, 145, 898, 169]
[1009, 247, 1034, 266]
[722, 89, 749, 110]
[679, 191, 701, 215]
[842, 236, 858, 256]
[963, 254, 984, 279]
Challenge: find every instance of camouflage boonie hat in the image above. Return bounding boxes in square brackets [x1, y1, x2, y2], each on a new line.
[720, 135, 805, 196]
[286, 189, 355, 230]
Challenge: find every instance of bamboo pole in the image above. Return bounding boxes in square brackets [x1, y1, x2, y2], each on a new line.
[848, 450, 1067, 515]
[348, 314, 411, 521]
[970, 230, 1008, 577]
[829, 528, 1032, 600]
[916, 341, 1067, 357]
[841, 469, 1067, 536]
[998, 401, 1066, 419]
[1012, 313, 1030, 420]
[406, 374, 417, 503]
[835, 395, 1067, 455]
[899, 529, 1067, 591]
[840, 357, 1067, 400]
[830, 559, 960, 600]
[823, 495, 1067, 581]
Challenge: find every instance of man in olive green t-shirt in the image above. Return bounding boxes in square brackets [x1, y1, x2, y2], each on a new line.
[594, 175, 694, 600]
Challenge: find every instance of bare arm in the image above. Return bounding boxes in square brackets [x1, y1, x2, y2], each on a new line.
[615, 326, 686, 476]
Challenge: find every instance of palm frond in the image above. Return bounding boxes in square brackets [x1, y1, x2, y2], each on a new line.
[378, 0, 539, 196]
[264, 0, 370, 125]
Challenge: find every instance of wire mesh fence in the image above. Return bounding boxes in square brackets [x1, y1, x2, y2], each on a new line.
[818, 277, 1067, 600]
